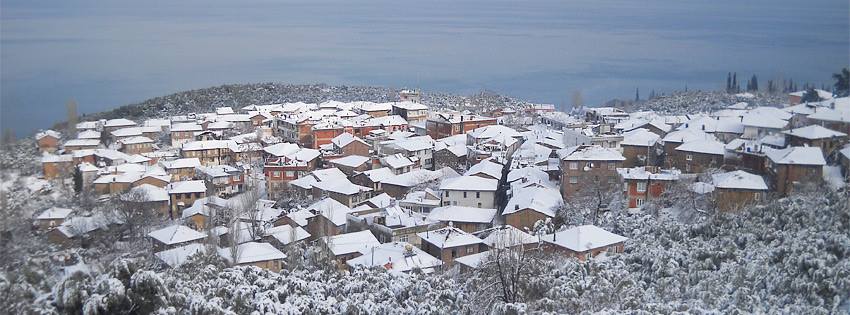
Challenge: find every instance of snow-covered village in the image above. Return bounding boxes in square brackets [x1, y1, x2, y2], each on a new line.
[1, 80, 849, 313]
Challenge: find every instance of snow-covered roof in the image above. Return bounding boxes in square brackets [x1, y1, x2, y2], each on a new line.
[42, 154, 73, 163]
[621, 128, 661, 147]
[155, 243, 206, 267]
[507, 167, 550, 183]
[118, 136, 154, 145]
[126, 184, 169, 202]
[35, 129, 61, 140]
[439, 176, 498, 191]
[64, 139, 101, 147]
[764, 146, 826, 166]
[265, 225, 311, 245]
[391, 101, 429, 110]
[263, 142, 300, 157]
[330, 155, 370, 168]
[385, 135, 435, 152]
[663, 129, 716, 144]
[36, 207, 73, 220]
[163, 158, 201, 169]
[712, 170, 768, 190]
[215, 107, 235, 115]
[427, 206, 496, 224]
[741, 113, 787, 130]
[417, 226, 484, 249]
[502, 186, 563, 217]
[468, 125, 522, 140]
[540, 225, 627, 252]
[562, 145, 626, 161]
[331, 132, 368, 148]
[322, 230, 381, 256]
[475, 225, 538, 249]
[381, 169, 446, 187]
[148, 225, 206, 245]
[675, 139, 725, 155]
[76, 130, 101, 139]
[690, 182, 715, 194]
[170, 122, 203, 132]
[359, 167, 396, 183]
[167, 180, 207, 194]
[104, 118, 136, 128]
[782, 125, 846, 140]
[789, 89, 833, 99]
[110, 127, 142, 138]
[616, 167, 681, 181]
[307, 198, 355, 226]
[182, 140, 236, 151]
[313, 179, 373, 196]
[383, 154, 415, 169]
[464, 160, 503, 179]
[218, 242, 287, 264]
[346, 242, 442, 274]
[807, 108, 850, 123]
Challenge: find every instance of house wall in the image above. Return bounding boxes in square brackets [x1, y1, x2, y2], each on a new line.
[440, 190, 496, 209]
[433, 149, 467, 172]
[506, 208, 550, 231]
[169, 192, 205, 219]
[560, 160, 622, 199]
[621, 145, 655, 168]
[341, 141, 370, 157]
[769, 163, 823, 195]
[670, 151, 723, 174]
[37, 136, 59, 153]
[715, 188, 763, 211]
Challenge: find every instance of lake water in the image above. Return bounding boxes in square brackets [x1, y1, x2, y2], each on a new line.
[2, 0, 847, 136]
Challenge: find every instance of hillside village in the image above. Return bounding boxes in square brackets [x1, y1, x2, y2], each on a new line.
[4, 87, 850, 313]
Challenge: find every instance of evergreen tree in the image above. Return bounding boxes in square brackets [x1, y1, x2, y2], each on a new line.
[73, 166, 83, 194]
[726, 72, 732, 92]
[833, 67, 849, 97]
[801, 87, 823, 103]
[750, 75, 758, 91]
[635, 88, 640, 101]
[732, 72, 737, 93]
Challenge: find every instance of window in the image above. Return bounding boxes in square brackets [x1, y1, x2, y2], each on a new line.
[451, 249, 457, 258]
[636, 198, 645, 207]
[445, 191, 450, 197]
[285, 171, 295, 177]
[686, 154, 693, 161]
[399, 235, 409, 243]
[569, 176, 578, 184]
[477, 202, 482, 208]
[623, 182, 628, 192]
[636, 182, 647, 192]
[608, 162, 616, 170]
[569, 162, 578, 170]
[273, 171, 281, 177]
[476, 192, 480, 198]
[463, 191, 467, 198]
[466, 247, 475, 254]
[754, 192, 761, 201]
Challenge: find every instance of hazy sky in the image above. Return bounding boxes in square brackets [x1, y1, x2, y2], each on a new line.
[2, 0, 848, 135]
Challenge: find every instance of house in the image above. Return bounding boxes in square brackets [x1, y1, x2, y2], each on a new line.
[711, 170, 769, 211]
[118, 136, 155, 155]
[439, 176, 499, 209]
[123, 184, 170, 216]
[34, 207, 73, 230]
[741, 110, 789, 140]
[346, 242, 442, 274]
[433, 144, 468, 172]
[426, 206, 496, 233]
[319, 230, 381, 266]
[102, 118, 137, 133]
[42, 154, 74, 180]
[620, 128, 661, 168]
[502, 186, 563, 231]
[47, 215, 116, 247]
[196, 165, 245, 198]
[171, 123, 204, 147]
[616, 167, 681, 209]
[304, 198, 356, 238]
[329, 132, 371, 157]
[764, 146, 827, 195]
[672, 139, 726, 173]
[288, 168, 349, 199]
[263, 144, 322, 199]
[345, 204, 438, 246]
[540, 225, 627, 261]
[355, 102, 393, 118]
[351, 167, 395, 192]
[463, 159, 504, 181]
[466, 125, 523, 163]
[782, 125, 847, 157]
[180, 196, 233, 230]
[263, 225, 311, 249]
[167, 180, 207, 219]
[789, 89, 833, 105]
[417, 226, 484, 265]
[162, 158, 201, 181]
[426, 112, 497, 139]
[63, 139, 101, 152]
[391, 101, 428, 123]
[155, 243, 207, 268]
[217, 242, 287, 272]
[807, 107, 850, 135]
[180, 140, 235, 166]
[328, 155, 371, 176]
[381, 153, 417, 174]
[35, 130, 61, 153]
[379, 135, 435, 170]
[841, 146, 850, 178]
[474, 225, 539, 251]
[311, 179, 373, 208]
[559, 145, 625, 199]
[380, 168, 457, 198]
[147, 225, 206, 251]
[399, 189, 442, 214]
[660, 129, 716, 166]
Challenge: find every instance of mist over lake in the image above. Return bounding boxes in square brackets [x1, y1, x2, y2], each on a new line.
[1, 0, 847, 135]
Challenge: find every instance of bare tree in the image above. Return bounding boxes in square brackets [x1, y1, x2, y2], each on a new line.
[115, 189, 161, 242]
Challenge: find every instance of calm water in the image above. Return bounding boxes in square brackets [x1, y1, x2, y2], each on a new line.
[2, 0, 848, 135]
